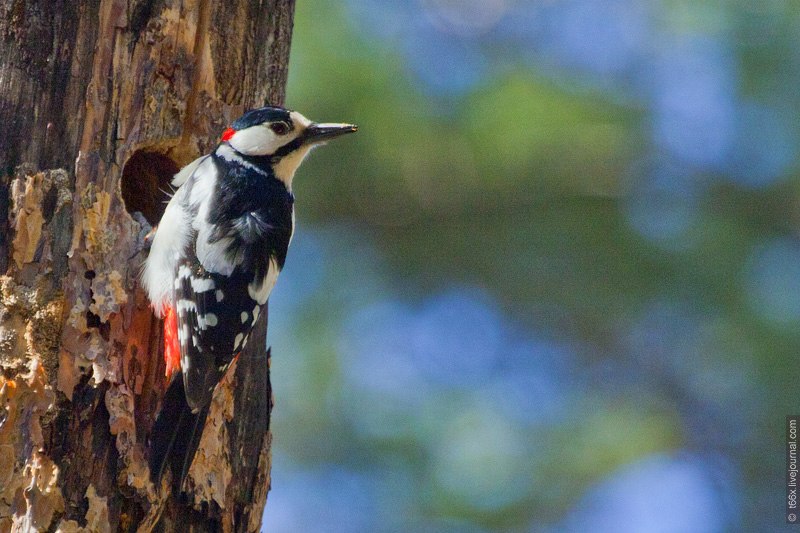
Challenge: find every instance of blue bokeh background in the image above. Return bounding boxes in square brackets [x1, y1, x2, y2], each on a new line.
[261, 1, 798, 531]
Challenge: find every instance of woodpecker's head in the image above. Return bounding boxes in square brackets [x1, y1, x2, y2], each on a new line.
[220, 105, 357, 185]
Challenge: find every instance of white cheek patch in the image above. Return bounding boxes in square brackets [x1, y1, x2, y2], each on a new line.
[229, 126, 283, 156]
[226, 111, 311, 159]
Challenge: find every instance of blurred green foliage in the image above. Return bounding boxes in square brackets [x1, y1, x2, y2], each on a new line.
[263, 0, 800, 531]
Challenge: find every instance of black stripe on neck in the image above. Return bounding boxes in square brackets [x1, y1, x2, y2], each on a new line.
[272, 137, 304, 159]
[237, 152, 275, 173]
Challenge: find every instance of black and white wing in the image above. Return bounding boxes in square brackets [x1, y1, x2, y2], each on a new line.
[173, 260, 263, 412]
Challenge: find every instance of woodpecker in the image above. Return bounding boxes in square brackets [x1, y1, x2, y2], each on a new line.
[143, 105, 356, 491]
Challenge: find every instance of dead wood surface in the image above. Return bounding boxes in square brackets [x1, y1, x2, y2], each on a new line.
[0, 1, 295, 530]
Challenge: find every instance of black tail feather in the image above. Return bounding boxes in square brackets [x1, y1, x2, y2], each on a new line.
[149, 376, 210, 494]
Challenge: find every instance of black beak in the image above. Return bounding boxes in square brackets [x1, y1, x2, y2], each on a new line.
[303, 122, 358, 144]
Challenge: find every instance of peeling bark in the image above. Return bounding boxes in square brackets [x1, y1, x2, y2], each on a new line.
[0, 1, 294, 530]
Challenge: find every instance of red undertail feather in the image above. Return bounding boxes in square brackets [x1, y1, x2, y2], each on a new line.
[163, 305, 180, 378]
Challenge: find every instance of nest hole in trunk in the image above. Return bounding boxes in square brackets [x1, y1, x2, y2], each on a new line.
[121, 149, 181, 226]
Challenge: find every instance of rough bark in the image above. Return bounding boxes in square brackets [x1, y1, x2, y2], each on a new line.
[0, 1, 294, 531]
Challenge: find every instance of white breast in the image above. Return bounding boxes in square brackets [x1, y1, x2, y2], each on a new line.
[142, 184, 193, 317]
[142, 155, 217, 316]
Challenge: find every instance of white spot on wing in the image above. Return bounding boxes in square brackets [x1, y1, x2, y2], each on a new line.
[241, 311, 248, 323]
[195, 234, 239, 276]
[191, 277, 215, 293]
[248, 258, 281, 305]
[205, 313, 218, 327]
[252, 305, 260, 323]
[234, 333, 244, 350]
[176, 299, 197, 313]
[215, 290, 224, 302]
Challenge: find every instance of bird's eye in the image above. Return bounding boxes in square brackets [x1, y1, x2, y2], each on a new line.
[270, 122, 290, 135]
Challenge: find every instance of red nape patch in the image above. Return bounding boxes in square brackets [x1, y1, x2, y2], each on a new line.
[163, 306, 181, 378]
[221, 127, 235, 142]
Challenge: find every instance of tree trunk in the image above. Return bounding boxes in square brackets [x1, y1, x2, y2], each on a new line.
[0, 1, 294, 530]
